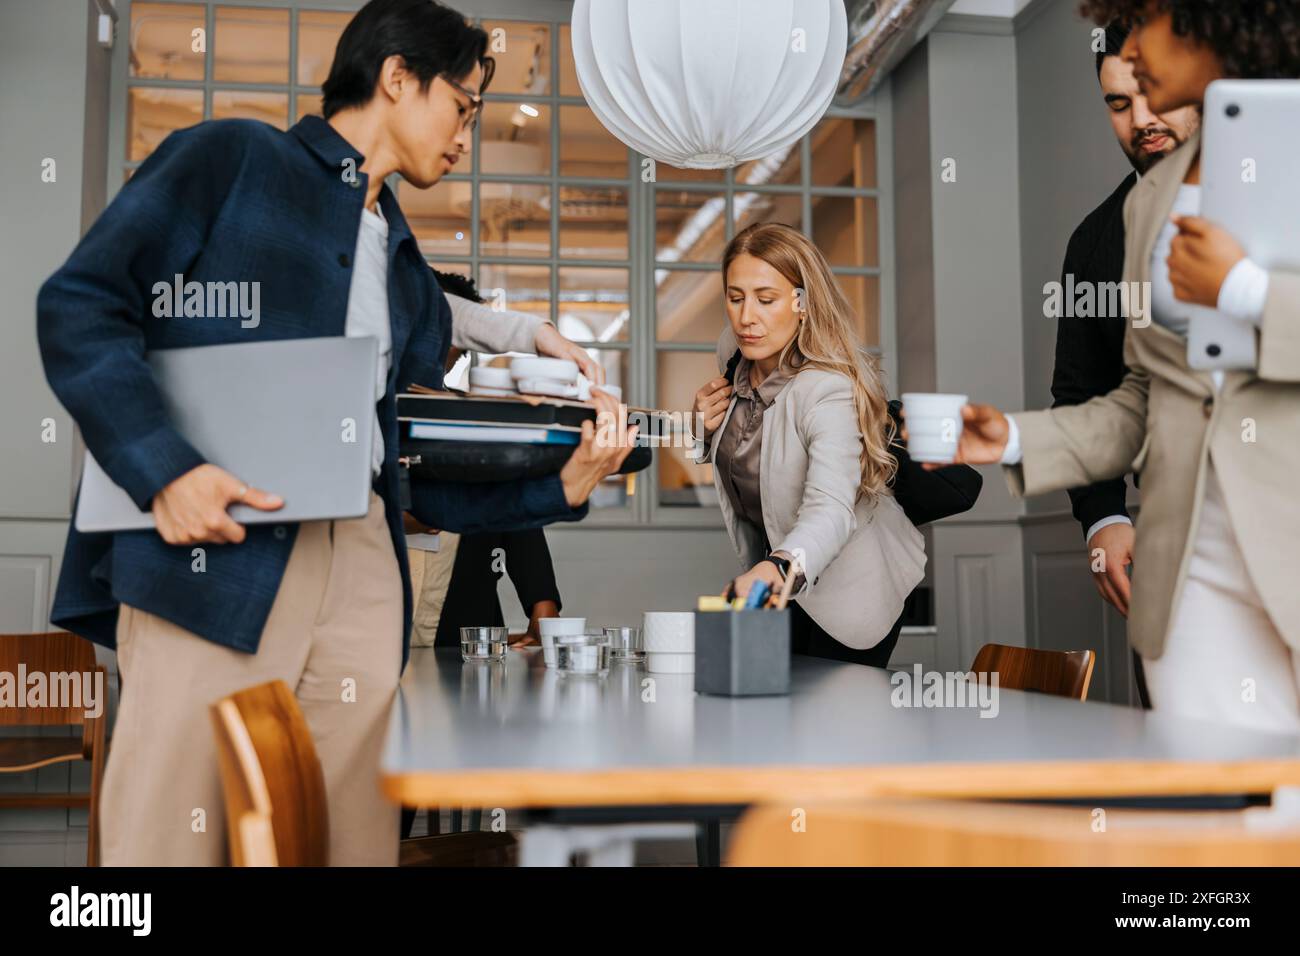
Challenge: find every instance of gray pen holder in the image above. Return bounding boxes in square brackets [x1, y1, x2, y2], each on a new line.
[694, 609, 791, 697]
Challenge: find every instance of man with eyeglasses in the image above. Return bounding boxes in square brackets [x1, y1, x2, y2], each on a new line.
[36, 0, 632, 866]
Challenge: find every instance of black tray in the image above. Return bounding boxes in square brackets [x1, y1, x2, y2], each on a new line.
[399, 390, 656, 483]
[398, 391, 597, 429]
[403, 435, 653, 483]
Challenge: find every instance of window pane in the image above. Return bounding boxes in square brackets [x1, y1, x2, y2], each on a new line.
[479, 103, 550, 176]
[656, 190, 726, 263]
[735, 143, 801, 187]
[476, 182, 551, 258]
[212, 90, 288, 130]
[656, 270, 722, 344]
[811, 195, 878, 268]
[732, 190, 802, 234]
[297, 10, 349, 87]
[481, 21, 551, 95]
[478, 264, 550, 322]
[560, 186, 628, 261]
[558, 267, 629, 343]
[296, 93, 323, 121]
[835, 273, 881, 348]
[398, 181, 472, 257]
[657, 350, 721, 508]
[558, 24, 581, 96]
[129, 2, 206, 80]
[811, 117, 876, 189]
[127, 87, 203, 162]
[559, 105, 626, 178]
[214, 6, 289, 84]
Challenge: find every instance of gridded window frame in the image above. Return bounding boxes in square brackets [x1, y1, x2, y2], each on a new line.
[107, 0, 896, 531]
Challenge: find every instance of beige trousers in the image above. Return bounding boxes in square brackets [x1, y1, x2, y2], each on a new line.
[406, 531, 460, 647]
[100, 492, 404, 866]
[1144, 466, 1300, 734]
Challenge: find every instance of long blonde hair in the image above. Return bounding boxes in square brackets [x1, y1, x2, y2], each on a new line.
[722, 222, 897, 499]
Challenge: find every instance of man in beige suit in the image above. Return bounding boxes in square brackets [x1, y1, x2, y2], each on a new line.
[940, 2, 1300, 733]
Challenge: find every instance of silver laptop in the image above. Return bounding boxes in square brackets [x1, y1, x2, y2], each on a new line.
[74, 337, 378, 533]
[1196, 79, 1300, 370]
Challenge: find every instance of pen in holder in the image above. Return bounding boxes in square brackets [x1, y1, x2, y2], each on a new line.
[772, 552, 800, 610]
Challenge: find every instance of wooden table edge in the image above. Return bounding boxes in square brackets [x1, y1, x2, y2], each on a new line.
[380, 758, 1300, 808]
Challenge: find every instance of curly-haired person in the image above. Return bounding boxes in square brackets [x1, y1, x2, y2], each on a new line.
[937, 0, 1300, 732]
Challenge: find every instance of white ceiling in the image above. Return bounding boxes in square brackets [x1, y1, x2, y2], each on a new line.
[947, 0, 1038, 16]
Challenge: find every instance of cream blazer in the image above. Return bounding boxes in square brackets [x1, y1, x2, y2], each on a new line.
[702, 328, 926, 649]
[1005, 130, 1300, 659]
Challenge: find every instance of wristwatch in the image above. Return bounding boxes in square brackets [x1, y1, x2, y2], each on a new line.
[762, 554, 791, 580]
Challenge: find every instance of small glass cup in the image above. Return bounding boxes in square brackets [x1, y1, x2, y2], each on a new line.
[554, 633, 610, 677]
[603, 626, 644, 663]
[461, 626, 509, 662]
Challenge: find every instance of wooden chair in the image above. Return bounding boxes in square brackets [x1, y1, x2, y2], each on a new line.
[0, 631, 109, 866]
[727, 798, 1300, 866]
[969, 643, 1095, 700]
[209, 679, 329, 866]
[210, 680, 515, 866]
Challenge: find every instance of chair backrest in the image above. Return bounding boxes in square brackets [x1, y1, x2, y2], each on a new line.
[728, 799, 1300, 866]
[969, 643, 1095, 700]
[209, 680, 329, 867]
[0, 632, 102, 726]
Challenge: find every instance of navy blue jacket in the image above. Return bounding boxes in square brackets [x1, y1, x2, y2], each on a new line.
[37, 116, 586, 666]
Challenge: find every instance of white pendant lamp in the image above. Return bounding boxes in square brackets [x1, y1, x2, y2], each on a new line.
[571, 0, 848, 170]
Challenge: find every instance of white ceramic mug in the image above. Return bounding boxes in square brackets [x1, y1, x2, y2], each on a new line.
[539, 617, 587, 668]
[900, 393, 969, 464]
[646, 651, 695, 675]
[643, 611, 695, 654]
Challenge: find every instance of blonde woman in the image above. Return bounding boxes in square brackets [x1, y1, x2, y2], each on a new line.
[694, 222, 926, 666]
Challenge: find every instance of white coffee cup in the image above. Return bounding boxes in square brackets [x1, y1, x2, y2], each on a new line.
[539, 617, 586, 668]
[643, 611, 695, 653]
[900, 393, 968, 464]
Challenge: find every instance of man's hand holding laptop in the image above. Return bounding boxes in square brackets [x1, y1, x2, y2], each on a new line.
[150, 386, 637, 545]
[151, 463, 284, 546]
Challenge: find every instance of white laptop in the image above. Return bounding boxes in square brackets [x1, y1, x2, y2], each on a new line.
[75, 336, 378, 532]
[1196, 79, 1300, 370]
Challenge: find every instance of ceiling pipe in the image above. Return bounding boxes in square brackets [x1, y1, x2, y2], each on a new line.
[835, 0, 959, 104]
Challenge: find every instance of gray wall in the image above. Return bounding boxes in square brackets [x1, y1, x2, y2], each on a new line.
[1013, 0, 1140, 701]
[1016, 0, 1130, 508]
[891, 0, 1142, 698]
[0, 0, 114, 865]
[893, 21, 1028, 673]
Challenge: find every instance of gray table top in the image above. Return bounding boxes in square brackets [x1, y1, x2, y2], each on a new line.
[380, 647, 1300, 808]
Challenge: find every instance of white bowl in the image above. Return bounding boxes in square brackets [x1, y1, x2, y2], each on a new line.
[515, 377, 582, 399]
[468, 366, 517, 393]
[510, 356, 579, 384]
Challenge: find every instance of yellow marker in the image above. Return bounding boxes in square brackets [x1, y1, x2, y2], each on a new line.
[697, 595, 730, 612]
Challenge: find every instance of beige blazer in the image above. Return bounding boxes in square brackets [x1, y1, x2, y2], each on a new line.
[702, 328, 926, 649]
[1006, 130, 1300, 659]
